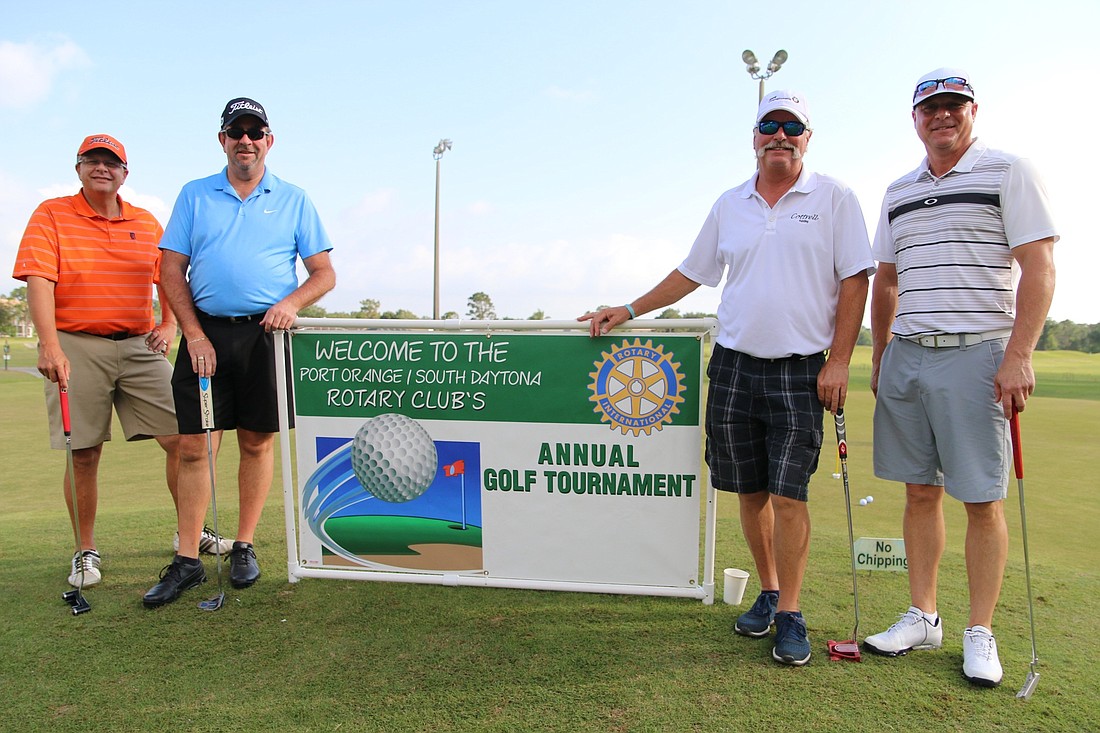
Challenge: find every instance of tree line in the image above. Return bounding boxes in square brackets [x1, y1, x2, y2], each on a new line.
[2, 287, 1097, 352]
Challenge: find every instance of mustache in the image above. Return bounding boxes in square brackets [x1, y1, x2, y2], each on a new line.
[757, 140, 802, 159]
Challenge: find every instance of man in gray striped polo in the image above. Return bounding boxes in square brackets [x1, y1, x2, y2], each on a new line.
[865, 67, 1057, 687]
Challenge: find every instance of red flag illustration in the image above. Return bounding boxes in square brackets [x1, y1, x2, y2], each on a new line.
[443, 460, 465, 477]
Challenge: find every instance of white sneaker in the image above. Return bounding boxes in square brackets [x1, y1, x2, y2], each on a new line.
[68, 550, 102, 588]
[963, 625, 1003, 687]
[863, 606, 943, 656]
[173, 526, 233, 555]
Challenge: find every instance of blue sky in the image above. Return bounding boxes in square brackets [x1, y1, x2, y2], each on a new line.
[3, 1, 1096, 323]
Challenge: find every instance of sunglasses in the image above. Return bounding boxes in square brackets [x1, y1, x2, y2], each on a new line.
[757, 120, 807, 137]
[222, 126, 269, 141]
[913, 77, 972, 103]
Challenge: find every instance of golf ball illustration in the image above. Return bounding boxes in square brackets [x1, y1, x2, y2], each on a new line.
[350, 413, 437, 503]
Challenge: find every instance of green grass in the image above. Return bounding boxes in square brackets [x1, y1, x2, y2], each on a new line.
[1, 350, 1098, 732]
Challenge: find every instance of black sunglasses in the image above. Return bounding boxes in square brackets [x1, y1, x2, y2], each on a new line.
[757, 120, 807, 137]
[222, 126, 269, 141]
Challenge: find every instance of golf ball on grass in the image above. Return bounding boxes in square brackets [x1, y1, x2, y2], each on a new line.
[866, 495, 874, 504]
[350, 413, 437, 503]
[859, 498, 868, 506]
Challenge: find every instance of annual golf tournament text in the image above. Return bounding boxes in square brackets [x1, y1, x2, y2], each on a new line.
[483, 442, 697, 498]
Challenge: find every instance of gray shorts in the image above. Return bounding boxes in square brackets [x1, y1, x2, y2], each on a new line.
[45, 331, 177, 450]
[872, 336, 1010, 503]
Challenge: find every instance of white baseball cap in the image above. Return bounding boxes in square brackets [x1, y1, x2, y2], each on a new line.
[756, 90, 809, 125]
[912, 67, 975, 105]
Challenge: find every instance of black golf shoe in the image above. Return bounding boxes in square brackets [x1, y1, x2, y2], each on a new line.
[229, 541, 260, 588]
[143, 556, 206, 608]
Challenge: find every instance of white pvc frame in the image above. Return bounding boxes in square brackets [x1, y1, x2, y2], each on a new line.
[275, 318, 719, 604]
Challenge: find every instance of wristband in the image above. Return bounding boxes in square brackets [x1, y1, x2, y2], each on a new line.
[189, 337, 208, 345]
[623, 304, 636, 319]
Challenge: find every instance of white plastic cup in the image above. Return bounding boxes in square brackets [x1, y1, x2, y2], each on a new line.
[723, 568, 750, 605]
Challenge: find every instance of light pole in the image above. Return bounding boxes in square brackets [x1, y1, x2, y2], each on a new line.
[742, 49, 788, 102]
[432, 138, 452, 320]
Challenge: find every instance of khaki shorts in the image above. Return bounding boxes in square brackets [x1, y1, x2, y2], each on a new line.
[44, 331, 177, 450]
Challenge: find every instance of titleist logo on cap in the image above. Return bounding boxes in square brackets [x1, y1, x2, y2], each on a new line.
[86, 136, 120, 151]
[228, 100, 265, 116]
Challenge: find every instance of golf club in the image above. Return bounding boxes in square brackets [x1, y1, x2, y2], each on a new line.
[58, 386, 91, 615]
[827, 408, 860, 662]
[197, 374, 225, 612]
[1010, 411, 1040, 699]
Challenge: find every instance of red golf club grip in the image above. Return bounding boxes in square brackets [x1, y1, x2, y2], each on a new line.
[59, 385, 72, 436]
[1009, 411, 1023, 480]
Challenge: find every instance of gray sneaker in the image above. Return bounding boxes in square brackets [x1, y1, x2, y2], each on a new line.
[67, 550, 102, 588]
[173, 526, 233, 555]
[735, 591, 779, 637]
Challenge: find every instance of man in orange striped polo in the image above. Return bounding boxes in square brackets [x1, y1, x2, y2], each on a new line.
[12, 134, 210, 590]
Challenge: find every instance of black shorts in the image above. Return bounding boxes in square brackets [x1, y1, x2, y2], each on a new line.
[171, 314, 293, 434]
[704, 344, 825, 501]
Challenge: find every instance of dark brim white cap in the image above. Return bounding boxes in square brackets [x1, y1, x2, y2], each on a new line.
[913, 67, 974, 106]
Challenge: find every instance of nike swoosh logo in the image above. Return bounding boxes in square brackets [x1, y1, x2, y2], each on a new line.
[264, 209, 278, 214]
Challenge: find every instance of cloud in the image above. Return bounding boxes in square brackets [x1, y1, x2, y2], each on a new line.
[119, 188, 172, 226]
[0, 37, 90, 109]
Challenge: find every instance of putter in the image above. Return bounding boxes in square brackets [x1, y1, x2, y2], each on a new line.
[827, 409, 860, 662]
[197, 375, 225, 612]
[58, 386, 92, 615]
[1010, 412, 1040, 699]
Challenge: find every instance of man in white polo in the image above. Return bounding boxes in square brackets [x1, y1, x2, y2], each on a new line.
[865, 67, 1057, 687]
[582, 91, 874, 666]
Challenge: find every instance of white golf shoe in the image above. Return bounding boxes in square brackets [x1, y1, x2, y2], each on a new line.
[68, 550, 102, 588]
[963, 625, 1003, 687]
[863, 606, 943, 656]
[173, 526, 233, 555]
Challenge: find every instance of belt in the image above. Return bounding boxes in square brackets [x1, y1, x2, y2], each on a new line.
[197, 310, 266, 324]
[75, 331, 136, 341]
[734, 349, 825, 363]
[900, 329, 1013, 348]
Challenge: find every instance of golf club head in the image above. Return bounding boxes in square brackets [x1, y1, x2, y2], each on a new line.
[61, 589, 81, 603]
[69, 596, 92, 615]
[198, 593, 225, 612]
[827, 640, 861, 662]
[1016, 671, 1040, 700]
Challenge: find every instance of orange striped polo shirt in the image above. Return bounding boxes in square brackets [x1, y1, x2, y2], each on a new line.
[12, 192, 165, 336]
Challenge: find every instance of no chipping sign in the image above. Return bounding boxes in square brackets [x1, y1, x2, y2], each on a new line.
[854, 537, 908, 572]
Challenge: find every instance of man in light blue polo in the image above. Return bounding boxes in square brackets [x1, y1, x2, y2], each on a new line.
[143, 97, 336, 607]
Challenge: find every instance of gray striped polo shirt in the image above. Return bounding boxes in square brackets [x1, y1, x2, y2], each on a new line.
[872, 139, 1057, 337]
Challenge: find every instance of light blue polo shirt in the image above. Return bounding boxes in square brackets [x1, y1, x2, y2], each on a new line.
[160, 167, 333, 316]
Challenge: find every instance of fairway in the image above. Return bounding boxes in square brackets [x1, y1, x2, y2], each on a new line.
[1, 345, 1097, 733]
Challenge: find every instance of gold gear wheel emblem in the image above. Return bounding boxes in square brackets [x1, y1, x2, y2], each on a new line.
[588, 338, 686, 436]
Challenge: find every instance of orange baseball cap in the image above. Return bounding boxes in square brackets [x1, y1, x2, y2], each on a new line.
[77, 134, 127, 165]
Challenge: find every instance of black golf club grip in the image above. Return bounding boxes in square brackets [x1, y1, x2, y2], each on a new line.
[1010, 411, 1023, 480]
[834, 409, 847, 459]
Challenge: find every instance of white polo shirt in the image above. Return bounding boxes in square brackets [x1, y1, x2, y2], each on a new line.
[679, 167, 875, 359]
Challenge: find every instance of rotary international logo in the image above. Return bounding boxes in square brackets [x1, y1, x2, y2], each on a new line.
[588, 339, 685, 436]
